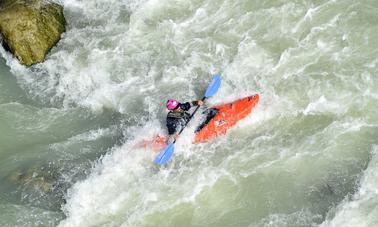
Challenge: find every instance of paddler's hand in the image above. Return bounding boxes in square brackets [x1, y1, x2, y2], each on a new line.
[197, 100, 204, 106]
[167, 134, 179, 143]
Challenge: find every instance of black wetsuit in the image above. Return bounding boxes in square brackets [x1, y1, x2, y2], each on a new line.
[166, 101, 199, 135]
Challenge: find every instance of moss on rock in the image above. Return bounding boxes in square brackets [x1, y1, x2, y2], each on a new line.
[0, 0, 66, 66]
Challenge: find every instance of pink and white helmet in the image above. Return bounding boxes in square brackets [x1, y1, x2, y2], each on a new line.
[166, 99, 179, 110]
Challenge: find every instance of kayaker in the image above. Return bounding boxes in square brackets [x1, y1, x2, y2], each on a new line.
[166, 99, 204, 141]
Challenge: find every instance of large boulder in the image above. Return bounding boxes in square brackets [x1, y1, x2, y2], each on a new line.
[0, 0, 66, 66]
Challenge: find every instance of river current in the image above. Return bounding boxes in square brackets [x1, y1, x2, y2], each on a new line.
[0, 0, 377, 226]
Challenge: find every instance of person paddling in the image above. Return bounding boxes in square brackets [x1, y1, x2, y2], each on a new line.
[154, 75, 221, 165]
[165, 99, 204, 142]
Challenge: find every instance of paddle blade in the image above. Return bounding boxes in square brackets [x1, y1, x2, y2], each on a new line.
[154, 143, 175, 165]
[205, 74, 221, 98]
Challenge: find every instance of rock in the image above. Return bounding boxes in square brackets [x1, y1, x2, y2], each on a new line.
[8, 166, 55, 193]
[0, 0, 66, 66]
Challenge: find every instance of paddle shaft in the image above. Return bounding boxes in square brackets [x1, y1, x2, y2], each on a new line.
[173, 97, 206, 143]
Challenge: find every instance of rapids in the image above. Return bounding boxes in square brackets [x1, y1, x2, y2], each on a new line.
[0, 0, 377, 226]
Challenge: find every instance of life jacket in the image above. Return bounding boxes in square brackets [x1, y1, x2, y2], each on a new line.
[166, 101, 196, 135]
[167, 110, 190, 120]
[166, 110, 191, 135]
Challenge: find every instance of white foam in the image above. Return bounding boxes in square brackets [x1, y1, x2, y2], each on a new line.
[321, 146, 378, 227]
[303, 96, 345, 116]
[2, 0, 376, 225]
[59, 132, 229, 226]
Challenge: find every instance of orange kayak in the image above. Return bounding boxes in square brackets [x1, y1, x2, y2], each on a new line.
[134, 94, 259, 151]
[194, 94, 259, 143]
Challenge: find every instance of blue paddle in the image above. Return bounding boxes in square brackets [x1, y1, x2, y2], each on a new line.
[154, 74, 221, 165]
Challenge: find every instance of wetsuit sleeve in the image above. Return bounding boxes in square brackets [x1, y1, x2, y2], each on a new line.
[179, 102, 192, 111]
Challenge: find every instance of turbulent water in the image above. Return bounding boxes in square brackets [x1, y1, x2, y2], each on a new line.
[1, 0, 377, 226]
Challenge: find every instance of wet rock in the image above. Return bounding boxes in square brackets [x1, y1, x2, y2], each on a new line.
[6, 164, 69, 210]
[0, 0, 66, 66]
[8, 166, 55, 193]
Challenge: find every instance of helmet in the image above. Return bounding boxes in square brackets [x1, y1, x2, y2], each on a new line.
[166, 99, 179, 110]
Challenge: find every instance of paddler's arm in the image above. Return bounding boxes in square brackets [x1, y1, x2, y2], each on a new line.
[191, 100, 204, 106]
[179, 100, 203, 111]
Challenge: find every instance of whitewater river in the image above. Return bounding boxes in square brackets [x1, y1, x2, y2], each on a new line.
[0, 0, 377, 226]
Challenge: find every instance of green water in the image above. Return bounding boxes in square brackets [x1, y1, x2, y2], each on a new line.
[1, 0, 378, 226]
[0, 58, 125, 225]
